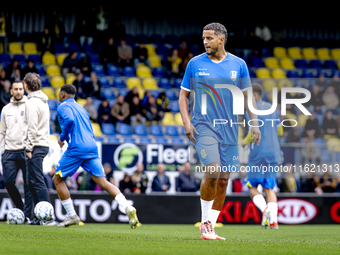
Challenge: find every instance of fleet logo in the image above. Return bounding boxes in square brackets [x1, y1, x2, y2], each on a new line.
[277, 198, 318, 224]
[113, 143, 143, 173]
[230, 71, 237, 81]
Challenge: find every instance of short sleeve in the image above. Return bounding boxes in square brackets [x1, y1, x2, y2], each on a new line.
[239, 61, 252, 91]
[181, 60, 192, 92]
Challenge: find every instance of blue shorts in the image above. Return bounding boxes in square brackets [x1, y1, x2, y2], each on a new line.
[55, 151, 106, 178]
[246, 163, 278, 189]
[195, 136, 240, 172]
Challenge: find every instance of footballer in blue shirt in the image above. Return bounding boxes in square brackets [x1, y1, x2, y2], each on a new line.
[179, 23, 261, 240]
[241, 83, 283, 230]
[52, 84, 138, 228]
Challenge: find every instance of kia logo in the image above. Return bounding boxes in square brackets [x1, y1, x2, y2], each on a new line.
[277, 198, 318, 224]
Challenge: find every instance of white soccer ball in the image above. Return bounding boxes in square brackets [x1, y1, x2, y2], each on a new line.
[34, 201, 54, 221]
[7, 208, 25, 224]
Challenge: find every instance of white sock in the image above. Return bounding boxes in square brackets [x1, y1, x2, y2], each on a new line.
[115, 193, 130, 211]
[253, 194, 267, 213]
[200, 198, 214, 223]
[61, 198, 77, 217]
[267, 202, 278, 224]
[210, 209, 220, 228]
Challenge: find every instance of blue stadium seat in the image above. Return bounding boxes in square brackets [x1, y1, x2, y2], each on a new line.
[149, 90, 160, 99]
[67, 42, 79, 52]
[83, 44, 95, 53]
[122, 66, 135, 77]
[301, 70, 315, 78]
[169, 101, 180, 112]
[313, 138, 326, 144]
[95, 137, 104, 142]
[165, 90, 178, 101]
[88, 53, 100, 64]
[294, 59, 308, 68]
[92, 65, 105, 76]
[156, 137, 168, 144]
[99, 77, 111, 88]
[158, 78, 172, 89]
[28, 54, 41, 63]
[40, 76, 50, 87]
[320, 150, 332, 163]
[50, 110, 58, 121]
[54, 43, 66, 53]
[249, 56, 264, 67]
[112, 77, 126, 88]
[135, 34, 149, 43]
[309, 59, 322, 69]
[139, 137, 152, 144]
[48, 100, 58, 110]
[134, 124, 148, 136]
[13, 54, 26, 62]
[286, 70, 300, 78]
[152, 67, 165, 78]
[117, 88, 129, 97]
[108, 65, 120, 77]
[149, 34, 164, 45]
[172, 138, 184, 144]
[249, 69, 256, 78]
[181, 126, 186, 136]
[92, 99, 102, 109]
[124, 137, 136, 143]
[118, 124, 132, 135]
[36, 64, 46, 75]
[107, 136, 120, 143]
[150, 125, 163, 136]
[0, 54, 11, 62]
[101, 88, 116, 99]
[173, 78, 182, 89]
[102, 123, 116, 135]
[324, 60, 338, 70]
[166, 125, 179, 136]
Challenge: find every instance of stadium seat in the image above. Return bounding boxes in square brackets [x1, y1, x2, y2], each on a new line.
[317, 48, 331, 59]
[0, 53, 11, 63]
[46, 64, 61, 76]
[309, 60, 322, 69]
[297, 114, 309, 127]
[113, 77, 126, 88]
[50, 110, 58, 121]
[286, 70, 300, 78]
[169, 101, 180, 112]
[256, 68, 271, 78]
[320, 150, 332, 163]
[150, 125, 163, 136]
[166, 125, 179, 136]
[42, 52, 56, 65]
[136, 66, 152, 78]
[99, 77, 111, 88]
[107, 136, 120, 143]
[13, 54, 26, 63]
[51, 76, 65, 88]
[323, 60, 338, 69]
[264, 57, 279, 68]
[143, 77, 158, 90]
[28, 54, 41, 63]
[92, 65, 106, 76]
[56, 53, 68, 66]
[55, 87, 61, 98]
[118, 124, 132, 136]
[158, 78, 172, 89]
[66, 74, 77, 84]
[54, 43, 66, 53]
[294, 59, 308, 68]
[23, 42, 38, 54]
[263, 79, 277, 92]
[172, 138, 184, 144]
[152, 67, 165, 78]
[122, 66, 135, 77]
[327, 138, 340, 151]
[165, 90, 178, 101]
[88, 53, 100, 64]
[249, 56, 265, 67]
[102, 123, 116, 135]
[124, 137, 136, 143]
[280, 58, 295, 69]
[149, 55, 162, 68]
[9, 42, 23, 54]
[77, 98, 87, 107]
[162, 112, 176, 125]
[288, 47, 302, 59]
[126, 77, 142, 89]
[144, 44, 156, 56]
[108, 65, 120, 77]
[134, 124, 148, 136]
[35, 64, 46, 76]
[173, 78, 182, 89]
[101, 88, 116, 99]
[149, 34, 164, 44]
[278, 78, 293, 89]
[273, 47, 287, 58]
[331, 48, 340, 60]
[41, 87, 55, 100]
[301, 69, 315, 78]
[174, 113, 183, 125]
[272, 68, 286, 78]
[92, 123, 103, 137]
[139, 137, 152, 144]
[156, 137, 168, 144]
[302, 47, 317, 59]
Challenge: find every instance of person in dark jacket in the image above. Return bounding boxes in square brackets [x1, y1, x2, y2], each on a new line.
[152, 163, 170, 192]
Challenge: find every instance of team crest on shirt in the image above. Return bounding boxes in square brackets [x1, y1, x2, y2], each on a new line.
[230, 71, 237, 81]
[201, 149, 207, 159]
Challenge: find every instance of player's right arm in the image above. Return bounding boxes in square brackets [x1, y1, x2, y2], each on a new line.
[0, 107, 7, 155]
[58, 105, 75, 144]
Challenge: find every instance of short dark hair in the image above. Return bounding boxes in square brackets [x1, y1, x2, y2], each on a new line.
[10, 81, 25, 90]
[252, 83, 263, 96]
[24, 72, 41, 91]
[60, 84, 77, 95]
[203, 22, 228, 45]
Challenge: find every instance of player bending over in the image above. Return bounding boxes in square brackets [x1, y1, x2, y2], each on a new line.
[179, 23, 261, 240]
[53, 84, 138, 228]
[240, 83, 283, 229]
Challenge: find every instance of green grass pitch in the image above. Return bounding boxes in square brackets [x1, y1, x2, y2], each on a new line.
[0, 223, 339, 255]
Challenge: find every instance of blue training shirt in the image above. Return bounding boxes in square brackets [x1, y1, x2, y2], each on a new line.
[181, 52, 251, 145]
[57, 98, 99, 159]
[245, 101, 283, 164]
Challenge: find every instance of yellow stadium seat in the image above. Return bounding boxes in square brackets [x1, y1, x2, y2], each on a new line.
[278, 78, 293, 89]
[126, 77, 142, 89]
[41, 87, 55, 100]
[77, 98, 87, 107]
[144, 44, 156, 56]
[327, 138, 340, 151]
[256, 68, 271, 78]
[331, 48, 340, 60]
[272, 68, 286, 78]
[263, 79, 277, 92]
[316, 48, 331, 59]
[23, 42, 38, 54]
[162, 112, 176, 125]
[149, 55, 162, 68]
[286, 112, 297, 121]
[46, 64, 61, 76]
[142, 77, 158, 90]
[273, 47, 287, 58]
[264, 57, 279, 68]
[92, 123, 103, 137]
[136, 66, 152, 78]
[297, 114, 309, 127]
[302, 47, 316, 59]
[66, 74, 76, 84]
[288, 47, 302, 59]
[280, 58, 295, 69]
[9, 42, 23, 54]
[42, 52, 57, 65]
[51, 76, 65, 88]
[138, 88, 145, 99]
[174, 113, 183, 126]
[57, 53, 68, 66]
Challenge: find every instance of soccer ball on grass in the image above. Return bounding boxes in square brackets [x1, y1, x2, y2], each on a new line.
[7, 208, 25, 224]
[34, 201, 54, 221]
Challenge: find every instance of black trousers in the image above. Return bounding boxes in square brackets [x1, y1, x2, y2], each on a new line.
[26, 146, 50, 205]
[2, 149, 33, 218]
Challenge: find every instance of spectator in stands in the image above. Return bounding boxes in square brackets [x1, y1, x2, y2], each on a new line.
[322, 111, 338, 138]
[119, 173, 135, 194]
[103, 163, 115, 185]
[178, 41, 190, 61]
[300, 136, 321, 166]
[44, 165, 56, 191]
[133, 40, 149, 68]
[315, 170, 338, 193]
[145, 95, 164, 122]
[22, 59, 38, 78]
[78, 55, 92, 77]
[65, 177, 78, 191]
[286, 128, 301, 143]
[108, 19, 126, 42]
[5, 59, 21, 80]
[279, 164, 299, 193]
[76, 171, 96, 190]
[111, 94, 130, 125]
[117, 39, 133, 67]
[73, 17, 95, 48]
[62, 51, 79, 78]
[272, 24, 284, 46]
[330, 74, 340, 98]
[39, 26, 54, 56]
[322, 85, 339, 111]
[72, 71, 87, 99]
[100, 37, 118, 73]
[177, 162, 198, 192]
[87, 72, 101, 98]
[167, 48, 182, 78]
[299, 171, 318, 192]
[0, 11, 12, 53]
[48, 15, 66, 44]
[129, 96, 146, 128]
[0, 80, 11, 111]
[303, 112, 321, 138]
[152, 163, 171, 192]
[307, 84, 324, 114]
[10, 68, 21, 84]
[97, 99, 111, 126]
[255, 22, 272, 49]
[316, 73, 328, 89]
[157, 92, 169, 112]
[84, 97, 98, 122]
[125, 87, 139, 106]
[131, 162, 148, 194]
[182, 51, 194, 72]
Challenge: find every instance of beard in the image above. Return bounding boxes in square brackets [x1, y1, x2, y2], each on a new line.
[206, 46, 218, 56]
[14, 94, 23, 101]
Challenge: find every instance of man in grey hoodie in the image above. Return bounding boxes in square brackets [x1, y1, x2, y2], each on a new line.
[23, 73, 53, 225]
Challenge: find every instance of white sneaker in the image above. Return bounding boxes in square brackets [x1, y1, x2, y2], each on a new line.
[58, 215, 80, 227]
[262, 207, 270, 229]
[125, 206, 139, 229]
